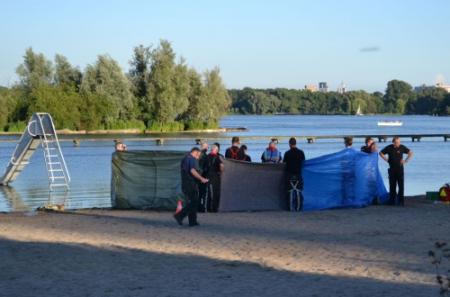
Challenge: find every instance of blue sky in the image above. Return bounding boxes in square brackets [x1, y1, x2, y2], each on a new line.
[1, 0, 449, 92]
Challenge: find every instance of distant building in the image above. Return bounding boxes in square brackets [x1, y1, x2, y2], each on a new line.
[304, 84, 318, 92]
[337, 82, 346, 94]
[436, 82, 450, 93]
[318, 82, 328, 92]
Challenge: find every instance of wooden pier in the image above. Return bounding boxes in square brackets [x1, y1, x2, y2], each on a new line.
[1, 133, 449, 145]
[83, 133, 450, 145]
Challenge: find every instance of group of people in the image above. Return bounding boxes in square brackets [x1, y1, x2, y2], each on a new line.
[158, 134, 412, 227]
[174, 136, 307, 226]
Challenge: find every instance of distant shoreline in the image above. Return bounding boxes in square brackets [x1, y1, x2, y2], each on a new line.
[0, 127, 248, 137]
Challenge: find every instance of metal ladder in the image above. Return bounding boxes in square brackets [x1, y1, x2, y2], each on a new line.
[35, 114, 71, 191]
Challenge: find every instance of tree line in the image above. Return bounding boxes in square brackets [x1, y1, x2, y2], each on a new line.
[0, 40, 230, 132]
[229, 80, 450, 116]
[1, 43, 449, 133]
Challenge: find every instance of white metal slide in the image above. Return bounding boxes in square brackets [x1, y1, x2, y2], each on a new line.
[0, 113, 71, 191]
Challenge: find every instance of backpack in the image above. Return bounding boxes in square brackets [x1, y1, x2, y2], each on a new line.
[439, 184, 450, 202]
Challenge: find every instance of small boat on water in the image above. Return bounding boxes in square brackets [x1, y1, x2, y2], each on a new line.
[377, 120, 403, 127]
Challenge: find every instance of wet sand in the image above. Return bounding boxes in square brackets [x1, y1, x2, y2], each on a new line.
[0, 197, 448, 297]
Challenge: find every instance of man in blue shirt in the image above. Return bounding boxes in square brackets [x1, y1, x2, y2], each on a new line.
[174, 147, 209, 226]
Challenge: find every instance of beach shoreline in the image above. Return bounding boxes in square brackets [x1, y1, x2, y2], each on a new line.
[0, 196, 448, 297]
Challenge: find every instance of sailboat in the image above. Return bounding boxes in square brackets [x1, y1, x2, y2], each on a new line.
[355, 104, 363, 116]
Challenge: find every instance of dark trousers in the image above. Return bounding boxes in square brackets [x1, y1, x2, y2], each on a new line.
[198, 183, 208, 212]
[388, 168, 404, 206]
[178, 183, 199, 225]
[206, 175, 221, 212]
[286, 174, 303, 211]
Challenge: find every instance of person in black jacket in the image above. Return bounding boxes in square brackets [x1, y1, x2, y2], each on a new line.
[198, 142, 209, 212]
[379, 137, 413, 206]
[204, 144, 224, 212]
[283, 137, 305, 211]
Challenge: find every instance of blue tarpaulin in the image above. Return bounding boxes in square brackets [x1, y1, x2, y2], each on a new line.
[220, 149, 388, 211]
[302, 148, 389, 211]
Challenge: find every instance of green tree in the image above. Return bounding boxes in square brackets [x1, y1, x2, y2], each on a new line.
[202, 67, 231, 121]
[0, 88, 20, 130]
[81, 55, 136, 127]
[129, 45, 152, 123]
[54, 54, 82, 90]
[182, 69, 206, 123]
[408, 87, 447, 115]
[79, 92, 115, 130]
[147, 40, 189, 126]
[16, 48, 53, 93]
[384, 80, 415, 114]
[129, 45, 152, 99]
[28, 85, 82, 130]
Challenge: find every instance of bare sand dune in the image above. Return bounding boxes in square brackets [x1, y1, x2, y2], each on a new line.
[0, 197, 448, 297]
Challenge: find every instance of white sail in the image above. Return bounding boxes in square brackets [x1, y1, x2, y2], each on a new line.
[355, 104, 363, 116]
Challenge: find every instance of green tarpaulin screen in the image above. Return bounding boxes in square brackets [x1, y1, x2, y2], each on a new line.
[111, 151, 185, 210]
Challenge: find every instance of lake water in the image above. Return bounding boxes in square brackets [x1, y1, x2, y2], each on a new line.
[0, 115, 449, 212]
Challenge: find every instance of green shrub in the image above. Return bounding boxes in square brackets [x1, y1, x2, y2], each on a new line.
[107, 120, 146, 131]
[5, 121, 27, 132]
[147, 121, 185, 132]
[184, 120, 219, 130]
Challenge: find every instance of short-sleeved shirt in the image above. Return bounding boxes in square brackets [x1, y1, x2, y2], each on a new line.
[283, 147, 305, 176]
[181, 154, 199, 185]
[381, 144, 410, 170]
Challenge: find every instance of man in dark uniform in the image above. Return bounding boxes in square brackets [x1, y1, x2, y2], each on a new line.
[174, 147, 209, 226]
[198, 142, 209, 212]
[283, 137, 305, 211]
[379, 137, 413, 206]
[205, 144, 224, 212]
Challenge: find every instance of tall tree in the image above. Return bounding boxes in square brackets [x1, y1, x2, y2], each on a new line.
[147, 40, 189, 125]
[202, 67, 231, 122]
[54, 54, 82, 90]
[81, 55, 135, 127]
[384, 80, 415, 114]
[16, 48, 53, 93]
[183, 69, 206, 122]
[129, 45, 152, 123]
[129, 45, 152, 99]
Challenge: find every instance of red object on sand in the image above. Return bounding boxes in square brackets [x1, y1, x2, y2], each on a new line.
[175, 200, 183, 214]
[439, 184, 450, 202]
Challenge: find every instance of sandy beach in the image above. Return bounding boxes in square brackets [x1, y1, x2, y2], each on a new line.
[0, 197, 448, 297]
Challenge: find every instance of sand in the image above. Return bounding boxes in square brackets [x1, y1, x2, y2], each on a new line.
[0, 197, 448, 297]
